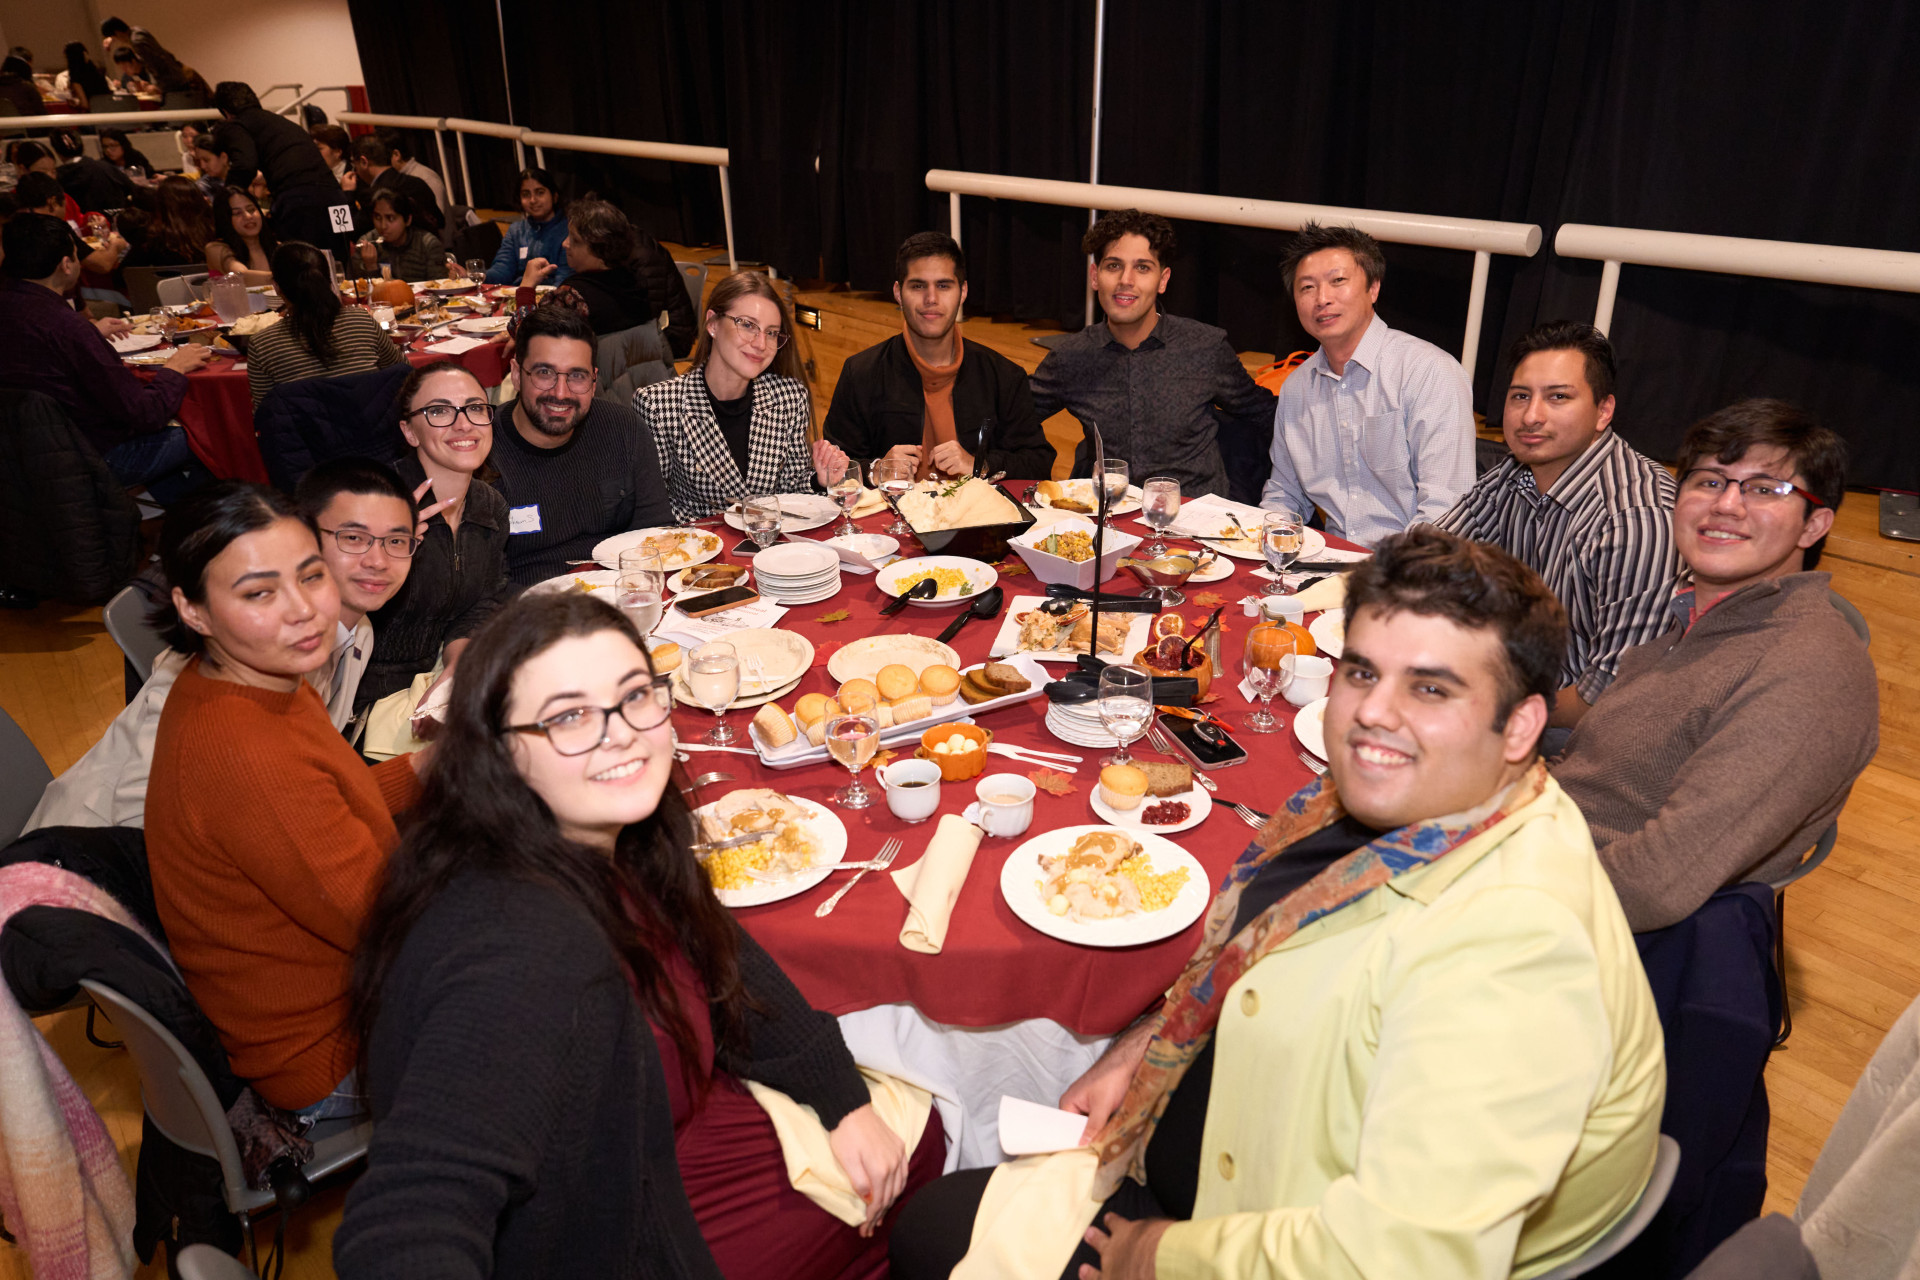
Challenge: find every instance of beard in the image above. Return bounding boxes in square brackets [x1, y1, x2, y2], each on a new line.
[523, 393, 586, 438]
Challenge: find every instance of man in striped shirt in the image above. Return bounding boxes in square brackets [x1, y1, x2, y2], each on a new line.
[1437, 322, 1676, 731]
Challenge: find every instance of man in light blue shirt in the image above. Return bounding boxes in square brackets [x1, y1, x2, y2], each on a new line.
[1262, 223, 1475, 546]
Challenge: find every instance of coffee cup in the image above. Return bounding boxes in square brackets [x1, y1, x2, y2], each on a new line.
[880, 758, 942, 823]
[1259, 596, 1305, 624]
[967, 774, 1036, 838]
[1283, 654, 1334, 706]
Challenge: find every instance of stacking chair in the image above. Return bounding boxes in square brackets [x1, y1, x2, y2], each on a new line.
[157, 271, 210, 307]
[1769, 822, 1838, 1048]
[121, 265, 202, 312]
[0, 708, 53, 843]
[678, 259, 706, 314]
[174, 1245, 256, 1280]
[103, 581, 169, 702]
[1828, 590, 1870, 644]
[81, 980, 372, 1273]
[1537, 1135, 1682, 1279]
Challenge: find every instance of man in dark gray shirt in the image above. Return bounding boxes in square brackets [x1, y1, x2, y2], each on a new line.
[1029, 209, 1274, 500]
[489, 304, 675, 585]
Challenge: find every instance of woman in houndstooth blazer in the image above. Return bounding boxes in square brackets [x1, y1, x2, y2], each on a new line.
[633, 271, 851, 524]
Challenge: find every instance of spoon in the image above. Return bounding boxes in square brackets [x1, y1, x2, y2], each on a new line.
[881, 576, 939, 617]
[935, 585, 1005, 643]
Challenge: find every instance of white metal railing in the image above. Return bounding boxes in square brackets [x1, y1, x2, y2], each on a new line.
[0, 108, 219, 131]
[927, 170, 1542, 382]
[1554, 223, 1920, 335]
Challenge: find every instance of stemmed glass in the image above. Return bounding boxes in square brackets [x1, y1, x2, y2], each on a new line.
[871, 457, 915, 537]
[825, 710, 881, 808]
[687, 642, 741, 745]
[1242, 625, 1298, 733]
[615, 564, 665, 636]
[743, 494, 784, 552]
[826, 457, 865, 538]
[1140, 475, 1181, 558]
[1099, 459, 1130, 521]
[1097, 663, 1154, 767]
[465, 258, 487, 283]
[1261, 509, 1305, 597]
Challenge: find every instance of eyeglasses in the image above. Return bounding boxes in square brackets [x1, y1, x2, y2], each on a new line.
[503, 683, 673, 756]
[718, 313, 789, 349]
[406, 402, 496, 428]
[1678, 469, 1826, 508]
[318, 527, 420, 557]
[523, 364, 596, 392]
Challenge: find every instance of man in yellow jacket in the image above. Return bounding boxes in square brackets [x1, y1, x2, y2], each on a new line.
[891, 527, 1666, 1280]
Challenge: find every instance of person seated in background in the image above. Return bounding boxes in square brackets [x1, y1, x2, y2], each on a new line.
[106, 44, 150, 95]
[490, 303, 673, 585]
[893, 527, 1665, 1280]
[49, 130, 135, 214]
[1438, 322, 1677, 733]
[10, 171, 128, 276]
[348, 133, 444, 237]
[378, 128, 449, 223]
[100, 15, 210, 105]
[247, 241, 404, 408]
[333, 590, 941, 1278]
[97, 127, 158, 179]
[481, 166, 570, 285]
[204, 185, 280, 285]
[0, 212, 212, 501]
[350, 188, 446, 283]
[190, 130, 234, 197]
[358, 362, 514, 711]
[637, 270, 843, 524]
[120, 176, 214, 268]
[311, 123, 353, 189]
[543, 197, 655, 334]
[1553, 399, 1877, 932]
[62, 43, 112, 113]
[1031, 209, 1275, 499]
[1262, 222, 1476, 545]
[145, 482, 424, 1121]
[211, 81, 352, 252]
[26, 461, 417, 831]
[11, 145, 84, 225]
[826, 230, 1053, 482]
[0, 54, 43, 116]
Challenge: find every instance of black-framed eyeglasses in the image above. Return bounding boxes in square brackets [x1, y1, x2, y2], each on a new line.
[523, 364, 596, 392]
[1678, 469, 1826, 508]
[718, 313, 789, 349]
[406, 402, 496, 428]
[318, 527, 421, 557]
[503, 683, 673, 756]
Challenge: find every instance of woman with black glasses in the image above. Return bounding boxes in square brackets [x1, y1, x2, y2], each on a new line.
[355, 361, 514, 711]
[248, 241, 405, 409]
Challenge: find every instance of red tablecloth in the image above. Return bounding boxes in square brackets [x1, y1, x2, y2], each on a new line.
[666, 502, 1348, 1039]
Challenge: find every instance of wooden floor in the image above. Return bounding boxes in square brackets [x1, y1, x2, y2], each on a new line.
[1, 261, 1914, 1268]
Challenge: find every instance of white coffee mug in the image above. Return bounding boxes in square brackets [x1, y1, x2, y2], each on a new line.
[1283, 654, 1334, 706]
[969, 774, 1036, 838]
[880, 758, 942, 824]
[1259, 595, 1306, 624]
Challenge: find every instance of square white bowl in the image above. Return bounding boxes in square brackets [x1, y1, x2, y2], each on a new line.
[1008, 517, 1142, 591]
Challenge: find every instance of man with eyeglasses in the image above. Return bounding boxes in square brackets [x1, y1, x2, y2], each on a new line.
[489, 303, 674, 586]
[1552, 399, 1878, 931]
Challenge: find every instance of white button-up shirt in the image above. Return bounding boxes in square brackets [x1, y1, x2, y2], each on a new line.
[1261, 314, 1475, 546]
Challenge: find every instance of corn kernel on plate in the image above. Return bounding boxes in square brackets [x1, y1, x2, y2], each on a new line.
[876, 556, 999, 608]
[692, 791, 848, 909]
[999, 825, 1207, 947]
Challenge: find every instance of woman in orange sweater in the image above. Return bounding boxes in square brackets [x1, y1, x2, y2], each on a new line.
[145, 482, 422, 1118]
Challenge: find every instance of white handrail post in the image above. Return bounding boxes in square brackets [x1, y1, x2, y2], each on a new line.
[1594, 259, 1622, 336]
[456, 131, 475, 209]
[534, 145, 545, 167]
[717, 165, 738, 270]
[432, 129, 451, 205]
[950, 192, 962, 247]
[513, 134, 526, 170]
[1460, 249, 1491, 383]
[1085, 0, 1107, 329]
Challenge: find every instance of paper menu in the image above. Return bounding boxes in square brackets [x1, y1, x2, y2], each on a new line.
[997, 1096, 1091, 1156]
[423, 335, 487, 355]
[1163, 493, 1267, 538]
[655, 596, 790, 646]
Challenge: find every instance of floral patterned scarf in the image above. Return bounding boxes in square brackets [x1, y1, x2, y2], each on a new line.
[1091, 760, 1550, 1199]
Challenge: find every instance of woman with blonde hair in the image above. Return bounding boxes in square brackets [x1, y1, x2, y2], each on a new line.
[632, 270, 849, 523]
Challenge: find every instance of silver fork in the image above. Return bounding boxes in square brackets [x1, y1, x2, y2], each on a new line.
[1146, 722, 1217, 792]
[1226, 801, 1269, 829]
[1297, 751, 1327, 776]
[815, 839, 903, 918]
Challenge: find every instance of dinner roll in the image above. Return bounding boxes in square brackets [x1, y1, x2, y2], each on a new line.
[1099, 764, 1149, 811]
[795, 692, 833, 727]
[919, 664, 961, 705]
[876, 663, 920, 702]
[751, 702, 795, 747]
[648, 641, 682, 675]
[837, 678, 882, 713]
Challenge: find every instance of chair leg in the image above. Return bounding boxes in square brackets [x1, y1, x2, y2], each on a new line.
[85, 1004, 124, 1050]
[242, 1210, 259, 1273]
[1774, 888, 1793, 1048]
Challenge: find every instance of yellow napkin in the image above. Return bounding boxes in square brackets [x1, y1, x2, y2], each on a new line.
[850, 486, 889, 519]
[891, 813, 984, 954]
[1291, 572, 1348, 615]
[745, 1069, 934, 1227]
[952, 1148, 1104, 1280]
[361, 665, 441, 762]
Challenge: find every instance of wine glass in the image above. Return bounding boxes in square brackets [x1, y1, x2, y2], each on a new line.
[687, 642, 741, 745]
[465, 258, 487, 283]
[825, 711, 881, 808]
[1097, 663, 1154, 767]
[1099, 459, 1130, 520]
[615, 566, 665, 636]
[1261, 509, 1305, 597]
[871, 457, 915, 537]
[826, 457, 864, 538]
[1242, 624, 1298, 734]
[742, 494, 784, 552]
[1140, 475, 1181, 558]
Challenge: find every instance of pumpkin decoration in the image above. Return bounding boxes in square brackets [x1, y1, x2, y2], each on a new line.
[1245, 621, 1301, 672]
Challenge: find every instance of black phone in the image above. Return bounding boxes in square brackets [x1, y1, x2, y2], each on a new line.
[729, 536, 763, 557]
[678, 584, 760, 618]
[1155, 712, 1250, 770]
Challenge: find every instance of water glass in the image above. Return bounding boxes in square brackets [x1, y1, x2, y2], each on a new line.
[743, 494, 784, 550]
[616, 568, 665, 636]
[1099, 459, 1130, 518]
[1141, 476, 1181, 558]
[871, 457, 915, 536]
[825, 711, 881, 808]
[687, 642, 741, 745]
[1262, 509, 1305, 596]
[465, 258, 487, 281]
[1242, 626, 1298, 734]
[826, 459, 864, 538]
[1097, 663, 1154, 766]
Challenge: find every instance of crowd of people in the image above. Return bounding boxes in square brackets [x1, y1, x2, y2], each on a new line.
[0, 75, 1897, 1276]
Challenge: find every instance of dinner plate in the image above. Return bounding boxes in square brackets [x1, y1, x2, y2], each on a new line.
[667, 566, 751, 595]
[753, 539, 841, 579]
[526, 569, 618, 600]
[1186, 556, 1235, 584]
[708, 627, 815, 692]
[1308, 608, 1345, 659]
[121, 349, 175, 367]
[1090, 782, 1213, 835]
[1293, 695, 1329, 760]
[693, 794, 848, 909]
[999, 825, 1209, 948]
[876, 556, 999, 608]
[988, 596, 1154, 663]
[1204, 526, 1329, 562]
[673, 671, 801, 711]
[723, 494, 842, 534]
[825, 633, 962, 685]
[592, 527, 724, 571]
[110, 333, 163, 354]
[1030, 481, 1144, 517]
[454, 315, 510, 334]
[412, 278, 474, 294]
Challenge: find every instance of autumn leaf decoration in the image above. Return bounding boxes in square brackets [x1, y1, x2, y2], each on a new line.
[1192, 591, 1228, 607]
[997, 559, 1032, 576]
[1027, 768, 1076, 796]
[815, 608, 851, 623]
[872, 748, 899, 771]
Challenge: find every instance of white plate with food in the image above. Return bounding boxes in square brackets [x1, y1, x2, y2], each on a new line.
[122, 348, 177, 366]
[1293, 695, 1329, 760]
[877, 556, 998, 607]
[675, 672, 801, 711]
[592, 527, 724, 571]
[1089, 762, 1212, 835]
[694, 790, 848, 908]
[110, 333, 162, 355]
[669, 627, 813, 708]
[721, 493, 842, 534]
[526, 569, 618, 599]
[668, 564, 750, 595]
[1308, 607, 1345, 659]
[825, 633, 962, 685]
[412, 278, 475, 294]
[1185, 554, 1235, 584]
[1201, 524, 1328, 562]
[1029, 479, 1144, 517]
[454, 315, 510, 334]
[988, 596, 1153, 663]
[1000, 825, 1208, 947]
[748, 656, 1045, 768]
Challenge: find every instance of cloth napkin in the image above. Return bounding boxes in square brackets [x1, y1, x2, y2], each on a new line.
[1290, 574, 1348, 615]
[745, 1069, 934, 1226]
[362, 663, 443, 761]
[891, 813, 985, 954]
[851, 486, 889, 519]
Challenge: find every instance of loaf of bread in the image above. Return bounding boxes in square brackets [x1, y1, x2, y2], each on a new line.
[1139, 761, 1192, 797]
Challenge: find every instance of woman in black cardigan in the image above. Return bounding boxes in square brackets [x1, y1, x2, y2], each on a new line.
[335, 591, 939, 1278]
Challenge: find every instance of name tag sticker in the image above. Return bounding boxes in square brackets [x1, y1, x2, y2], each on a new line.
[508, 505, 542, 535]
[519, 245, 529, 260]
[326, 204, 354, 234]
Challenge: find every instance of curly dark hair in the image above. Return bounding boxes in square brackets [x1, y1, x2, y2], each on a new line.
[565, 197, 637, 269]
[1081, 208, 1177, 265]
[1280, 222, 1387, 293]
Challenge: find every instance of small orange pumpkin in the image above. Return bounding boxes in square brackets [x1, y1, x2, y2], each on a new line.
[1246, 622, 1301, 671]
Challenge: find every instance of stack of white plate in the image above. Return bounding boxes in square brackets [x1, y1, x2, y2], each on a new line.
[751, 540, 842, 604]
[1044, 698, 1126, 748]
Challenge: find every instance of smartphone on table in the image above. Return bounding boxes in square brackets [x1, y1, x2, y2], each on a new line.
[1154, 712, 1250, 769]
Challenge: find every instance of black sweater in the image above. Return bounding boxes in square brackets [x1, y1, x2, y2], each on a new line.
[218, 109, 339, 204]
[565, 264, 655, 337]
[332, 872, 869, 1280]
[635, 231, 697, 358]
[823, 333, 1055, 480]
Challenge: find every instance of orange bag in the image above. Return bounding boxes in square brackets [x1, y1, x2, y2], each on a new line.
[1251, 351, 1313, 394]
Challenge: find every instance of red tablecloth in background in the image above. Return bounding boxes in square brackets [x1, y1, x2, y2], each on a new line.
[663, 500, 1349, 1039]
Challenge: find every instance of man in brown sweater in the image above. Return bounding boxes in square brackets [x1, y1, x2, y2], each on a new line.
[1553, 400, 1877, 932]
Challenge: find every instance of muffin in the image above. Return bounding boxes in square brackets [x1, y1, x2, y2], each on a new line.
[837, 678, 882, 714]
[919, 664, 962, 706]
[876, 663, 920, 703]
[750, 702, 795, 747]
[794, 692, 834, 728]
[1098, 764, 1150, 811]
[648, 641, 682, 675]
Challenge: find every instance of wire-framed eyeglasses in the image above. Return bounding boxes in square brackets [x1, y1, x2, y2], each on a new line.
[718, 312, 789, 348]
[503, 683, 673, 756]
[318, 527, 421, 557]
[1678, 469, 1826, 508]
[523, 364, 596, 392]
[405, 402, 497, 429]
